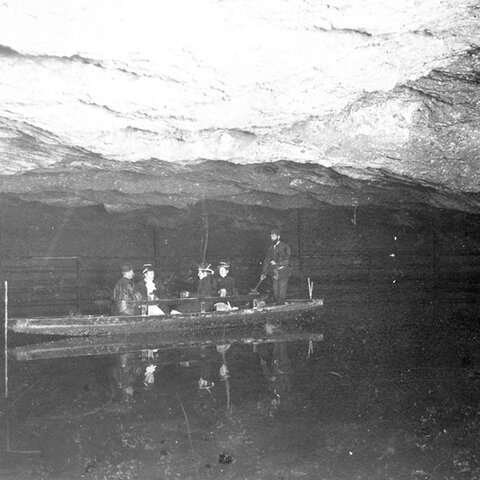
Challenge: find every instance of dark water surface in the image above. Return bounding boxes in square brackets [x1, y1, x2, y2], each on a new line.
[1, 298, 480, 480]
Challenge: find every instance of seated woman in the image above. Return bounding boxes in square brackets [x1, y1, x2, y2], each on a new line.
[214, 261, 238, 297]
[197, 263, 215, 298]
[134, 264, 168, 315]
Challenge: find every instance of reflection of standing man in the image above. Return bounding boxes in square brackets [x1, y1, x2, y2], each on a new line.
[260, 229, 291, 305]
[257, 341, 292, 416]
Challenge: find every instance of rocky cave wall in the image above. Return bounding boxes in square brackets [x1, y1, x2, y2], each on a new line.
[0, 198, 479, 317]
[1, 1, 480, 217]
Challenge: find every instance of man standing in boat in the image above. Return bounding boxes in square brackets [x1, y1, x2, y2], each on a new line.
[111, 263, 138, 315]
[260, 229, 291, 305]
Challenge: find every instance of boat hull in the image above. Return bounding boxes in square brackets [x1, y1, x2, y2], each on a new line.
[8, 299, 324, 337]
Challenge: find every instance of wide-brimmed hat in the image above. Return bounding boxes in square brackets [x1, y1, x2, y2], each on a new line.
[198, 263, 214, 274]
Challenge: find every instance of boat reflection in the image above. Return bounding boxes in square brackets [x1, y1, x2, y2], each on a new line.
[3, 326, 324, 477]
[66, 330, 323, 415]
[10, 325, 324, 362]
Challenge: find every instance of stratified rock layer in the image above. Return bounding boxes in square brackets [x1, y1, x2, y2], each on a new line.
[0, 0, 479, 211]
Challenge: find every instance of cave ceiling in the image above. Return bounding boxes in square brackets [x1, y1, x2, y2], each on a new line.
[1, 0, 480, 214]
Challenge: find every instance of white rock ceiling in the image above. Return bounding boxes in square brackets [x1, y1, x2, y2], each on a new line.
[0, 0, 480, 211]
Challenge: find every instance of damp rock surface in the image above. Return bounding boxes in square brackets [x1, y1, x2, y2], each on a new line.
[0, 1, 480, 212]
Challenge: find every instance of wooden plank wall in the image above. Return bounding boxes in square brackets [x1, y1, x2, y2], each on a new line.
[0, 205, 479, 316]
[0, 248, 477, 317]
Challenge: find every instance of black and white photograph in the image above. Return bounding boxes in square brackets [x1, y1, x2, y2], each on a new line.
[1, 1, 480, 479]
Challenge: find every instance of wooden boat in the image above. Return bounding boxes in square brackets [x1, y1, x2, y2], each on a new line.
[10, 330, 324, 362]
[7, 296, 324, 337]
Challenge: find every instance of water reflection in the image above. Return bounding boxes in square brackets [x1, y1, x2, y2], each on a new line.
[256, 342, 292, 416]
[1, 330, 322, 479]
[2, 302, 480, 479]
[110, 352, 144, 410]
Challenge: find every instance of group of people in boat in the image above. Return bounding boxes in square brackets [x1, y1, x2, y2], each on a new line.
[111, 228, 291, 315]
[196, 260, 238, 298]
[111, 263, 167, 316]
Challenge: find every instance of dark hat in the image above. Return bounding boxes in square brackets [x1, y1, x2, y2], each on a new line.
[270, 228, 281, 236]
[198, 263, 214, 274]
[121, 263, 133, 273]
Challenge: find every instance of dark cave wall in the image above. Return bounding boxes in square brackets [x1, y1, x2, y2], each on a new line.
[0, 198, 479, 316]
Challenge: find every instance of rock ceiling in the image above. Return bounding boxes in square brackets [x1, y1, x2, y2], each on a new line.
[1, 0, 480, 213]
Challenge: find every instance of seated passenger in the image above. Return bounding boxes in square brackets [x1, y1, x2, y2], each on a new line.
[111, 263, 138, 315]
[135, 264, 168, 300]
[197, 263, 215, 298]
[214, 261, 238, 297]
[134, 264, 167, 315]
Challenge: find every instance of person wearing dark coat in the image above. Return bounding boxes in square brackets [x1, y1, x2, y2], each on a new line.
[197, 263, 215, 298]
[260, 229, 291, 305]
[112, 263, 137, 315]
[214, 261, 238, 297]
